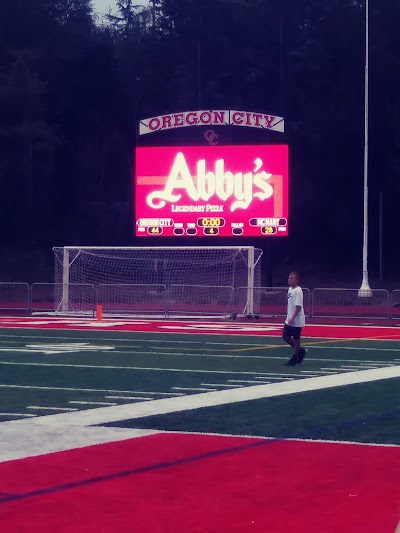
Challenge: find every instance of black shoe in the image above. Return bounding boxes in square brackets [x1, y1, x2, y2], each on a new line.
[285, 355, 298, 366]
[297, 348, 306, 364]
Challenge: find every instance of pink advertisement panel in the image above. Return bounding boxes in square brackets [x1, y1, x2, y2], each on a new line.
[135, 145, 288, 237]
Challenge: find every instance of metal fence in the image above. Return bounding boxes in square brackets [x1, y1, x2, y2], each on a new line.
[312, 288, 390, 325]
[390, 290, 400, 326]
[234, 287, 312, 322]
[2, 283, 400, 325]
[0, 283, 30, 314]
[31, 283, 96, 315]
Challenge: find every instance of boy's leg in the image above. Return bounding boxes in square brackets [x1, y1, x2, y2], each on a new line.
[283, 327, 305, 365]
[282, 324, 295, 349]
[296, 331, 306, 363]
[297, 346, 306, 363]
[283, 326, 298, 365]
[293, 338, 301, 355]
[282, 335, 295, 348]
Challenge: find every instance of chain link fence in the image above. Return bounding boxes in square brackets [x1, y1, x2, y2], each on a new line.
[2, 283, 400, 325]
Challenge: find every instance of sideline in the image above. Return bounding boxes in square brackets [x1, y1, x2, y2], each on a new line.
[1, 364, 400, 462]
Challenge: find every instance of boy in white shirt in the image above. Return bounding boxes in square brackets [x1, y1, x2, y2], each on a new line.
[282, 271, 306, 366]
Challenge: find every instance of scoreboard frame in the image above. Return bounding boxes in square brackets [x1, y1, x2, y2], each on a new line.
[134, 144, 288, 238]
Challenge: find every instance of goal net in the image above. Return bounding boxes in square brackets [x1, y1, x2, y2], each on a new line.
[52, 246, 262, 317]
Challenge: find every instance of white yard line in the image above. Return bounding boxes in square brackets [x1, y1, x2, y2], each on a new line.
[300, 370, 345, 374]
[0, 384, 182, 395]
[68, 401, 117, 406]
[5, 364, 399, 428]
[27, 406, 78, 411]
[253, 375, 296, 380]
[320, 368, 350, 371]
[200, 383, 246, 387]
[340, 365, 379, 369]
[172, 386, 217, 392]
[105, 396, 154, 400]
[0, 413, 37, 418]
[228, 380, 270, 384]
[0, 361, 295, 376]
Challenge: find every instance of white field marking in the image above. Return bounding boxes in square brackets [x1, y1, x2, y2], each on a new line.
[252, 372, 310, 377]
[0, 361, 297, 376]
[7, 364, 400, 428]
[0, 384, 184, 396]
[140, 350, 284, 359]
[4, 345, 398, 368]
[310, 346, 400, 352]
[228, 380, 270, 384]
[171, 387, 217, 392]
[27, 406, 79, 411]
[340, 365, 380, 369]
[320, 368, 349, 371]
[74, 322, 135, 328]
[118, 391, 185, 396]
[0, 346, 286, 360]
[337, 362, 396, 366]
[26, 342, 115, 354]
[165, 429, 400, 448]
[5, 334, 397, 360]
[0, 413, 37, 417]
[105, 396, 154, 401]
[2, 322, 400, 342]
[160, 324, 281, 332]
[306, 368, 350, 373]
[308, 354, 400, 365]
[0, 341, 284, 359]
[0, 424, 160, 463]
[0, 343, 116, 355]
[1, 330, 398, 347]
[2, 329, 400, 347]
[25, 342, 115, 350]
[13, 321, 133, 328]
[1, 339, 399, 364]
[300, 370, 347, 374]
[68, 401, 117, 406]
[0, 318, 137, 326]
[204, 341, 282, 346]
[200, 383, 247, 387]
[151, 344, 282, 353]
[0, 333, 279, 347]
[236, 344, 291, 352]
[254, 376, 295, 380]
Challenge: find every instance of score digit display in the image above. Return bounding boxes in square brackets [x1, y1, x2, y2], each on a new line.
[135, 145, 288, 237]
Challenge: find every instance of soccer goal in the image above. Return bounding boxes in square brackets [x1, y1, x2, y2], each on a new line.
[52, 246, 263, 318]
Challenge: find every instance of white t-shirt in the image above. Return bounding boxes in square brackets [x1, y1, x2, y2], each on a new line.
[285, 286, 305, 327]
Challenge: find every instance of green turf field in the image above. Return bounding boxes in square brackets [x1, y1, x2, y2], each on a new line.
[0, 327, 399, 445]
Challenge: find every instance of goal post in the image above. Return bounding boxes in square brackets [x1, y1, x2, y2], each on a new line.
[53, 246, 263, 317]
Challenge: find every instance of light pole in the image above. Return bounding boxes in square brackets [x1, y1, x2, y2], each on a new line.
[358, 0, 372, 297]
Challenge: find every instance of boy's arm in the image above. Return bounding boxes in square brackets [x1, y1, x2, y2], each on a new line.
[288, 305, 302, 324]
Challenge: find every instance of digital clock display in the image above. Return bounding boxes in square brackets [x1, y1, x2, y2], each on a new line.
[197, 218, 225, 227]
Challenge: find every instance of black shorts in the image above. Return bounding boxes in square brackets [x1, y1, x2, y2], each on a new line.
[283, 323, 302, 340]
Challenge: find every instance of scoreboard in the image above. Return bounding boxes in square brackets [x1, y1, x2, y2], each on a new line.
[134, 145, 288, 237]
